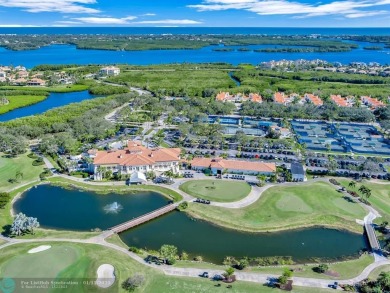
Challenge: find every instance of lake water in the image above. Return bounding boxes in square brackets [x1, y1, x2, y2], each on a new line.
[14, 184, 366, 263]
[0, 27, 388, 35]
[0, 90, 96, 122]
[1, 42, 389, 69]
[13, 185, 169, 231]
[119, 211, 366, 264]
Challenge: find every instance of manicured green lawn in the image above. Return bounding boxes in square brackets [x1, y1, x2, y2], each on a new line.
[48, 177, 183, 202]
[175, 254, 374, 280]
[0, 95, 47, 114]
[105, 234, 130, 250]
[187, 181, 366, 232]
[339, 179, 390, 224]
[180, 180, 251, 202]
[0, 153, 45, 193]
[368, 265, 390, 279]
[0, 244, 80, 278]
[1, 84, 89, 93]
[145, 275, 336, 293]
[0, 242, 337, 293]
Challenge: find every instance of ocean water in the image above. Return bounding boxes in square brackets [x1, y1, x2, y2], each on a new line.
[0, 27, 388, 35]
[0, 27, 388, 67]
[0, 42, 389, 68]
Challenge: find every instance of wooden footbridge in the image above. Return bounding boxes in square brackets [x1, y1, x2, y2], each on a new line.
[365, 222, 381, 252]
[110, 203, 177, 233]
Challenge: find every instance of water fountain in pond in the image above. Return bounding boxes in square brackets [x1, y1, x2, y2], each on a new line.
[104, 202, 123, 214]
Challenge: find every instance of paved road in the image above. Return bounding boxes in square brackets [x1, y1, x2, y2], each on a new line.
[170, 176, 329, 209]
[6, 172, 389, 289]
[0, 233, 389, 290]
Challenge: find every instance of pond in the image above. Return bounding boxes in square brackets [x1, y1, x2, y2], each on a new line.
[13, 185, 169, 231]
[14, 184, 367, 264]
[119, 211, 367, 264]
[0, 91, 96, 122]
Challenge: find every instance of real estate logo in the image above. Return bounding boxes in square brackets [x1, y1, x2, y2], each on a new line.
[0, 278, 15, 293]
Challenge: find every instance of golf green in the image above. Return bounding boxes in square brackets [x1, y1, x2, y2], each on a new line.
[0, 244, 80, 278]
[179, 180, 251, 202]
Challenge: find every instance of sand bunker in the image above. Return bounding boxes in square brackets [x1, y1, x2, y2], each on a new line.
[96, 264, 115, 288]
[28, 245, 51, 254]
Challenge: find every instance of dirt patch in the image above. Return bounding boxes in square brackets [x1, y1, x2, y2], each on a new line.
[324, 270, 340, 277]
[279, 280, 293, 291]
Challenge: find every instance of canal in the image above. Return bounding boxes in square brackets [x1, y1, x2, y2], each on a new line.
[0, 91, 96, 122]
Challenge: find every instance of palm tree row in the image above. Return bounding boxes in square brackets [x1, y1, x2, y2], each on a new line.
[349, 180, 371, 202]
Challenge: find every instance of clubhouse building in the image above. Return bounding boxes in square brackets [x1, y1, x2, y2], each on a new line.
[90, 141, 181, 180]
[190, 157, 276, 175]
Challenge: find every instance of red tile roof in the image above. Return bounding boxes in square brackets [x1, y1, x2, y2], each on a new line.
[305, 93, 323, 106]
[361, 96, 385, 109]
[93, 141, 180, 166]
[191, 157, 276, 173]
[331, 95, 349, 107]
[274, 92, 286, 104]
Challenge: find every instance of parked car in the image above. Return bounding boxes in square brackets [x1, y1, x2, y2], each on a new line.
[199, 272, 209, 278]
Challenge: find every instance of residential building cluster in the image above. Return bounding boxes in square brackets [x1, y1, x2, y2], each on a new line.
[361, 96, 385, 110]
[0, 65, 74, 86]
[216, 92, 262, 103]
[259, 59, 390, 76]
[99, 66, 120, 76]
[216, 91, 385, 110]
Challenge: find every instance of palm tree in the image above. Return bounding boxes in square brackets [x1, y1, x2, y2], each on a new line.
[96, 166, 106, 180]
[365, 189, 372, 201]
[257, 174, 267, 186]
[358, 185, 367, 194]
[358, 185, 371, 202]
[223, 267, 235, 282]
[348, 180, 356, 189]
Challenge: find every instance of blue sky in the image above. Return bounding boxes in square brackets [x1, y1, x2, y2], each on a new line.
[0, 0, 389, 27]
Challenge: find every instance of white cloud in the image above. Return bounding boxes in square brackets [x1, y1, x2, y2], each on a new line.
[189, 0, 390, 18]
[345, 10, 388, 18]
[0, 0, 100, 13]
[133, 19, 202, 25]
[142, 13, 156, 16]
[73, 16, 137, 24]
[55, 20, 82, 24]
[0, 24, 40, 27]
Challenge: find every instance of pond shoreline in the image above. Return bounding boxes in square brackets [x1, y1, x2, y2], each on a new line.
[185, 208, 364, 235]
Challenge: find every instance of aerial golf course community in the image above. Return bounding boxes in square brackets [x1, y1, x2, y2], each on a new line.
[0, 24, 390, 293]
[1, 144, 390, 292]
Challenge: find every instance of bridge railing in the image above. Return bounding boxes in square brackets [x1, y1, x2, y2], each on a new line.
[110, 203, 177, 233]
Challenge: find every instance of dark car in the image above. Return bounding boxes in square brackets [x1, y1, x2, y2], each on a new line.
[199, 272, 209, 278]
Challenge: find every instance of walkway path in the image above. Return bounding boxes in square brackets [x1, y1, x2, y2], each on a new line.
[0, 233, 388, 290]
[170, 177, 329, 209]
[104, 103, 129, 121]
[5, 173, 389, 289]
